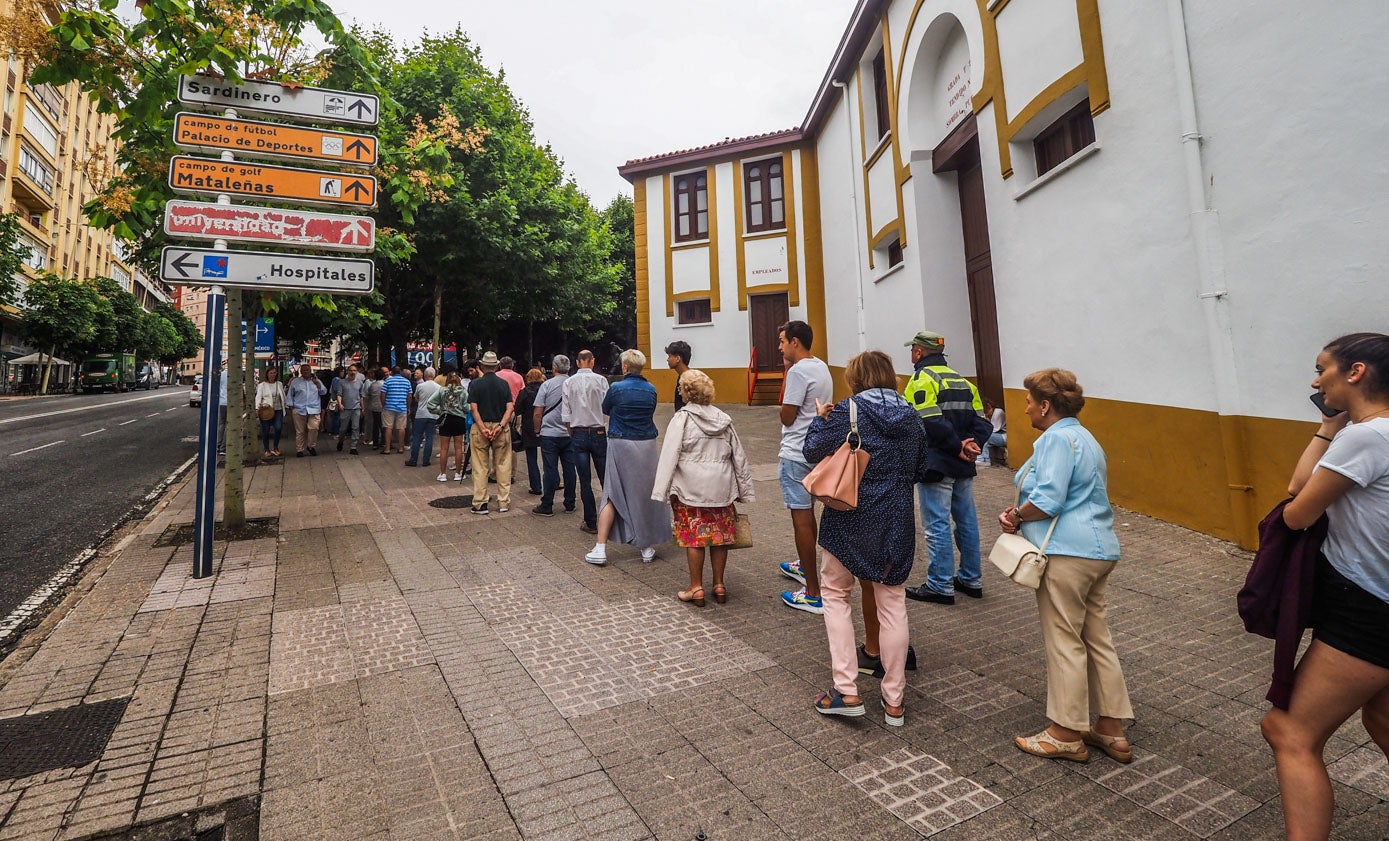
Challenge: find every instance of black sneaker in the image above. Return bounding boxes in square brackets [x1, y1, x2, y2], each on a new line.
[296, 451, 306, 458]
[904, 585, 954, 605]
[857, 644, 919, 678]
[954, 577, 984, 599]
[349, 448, 358, 455]
[337, 438, 344, 451]
[308, 447, 318, 456]
[471, 503, 489, 515]
[532, 505, 555, 517]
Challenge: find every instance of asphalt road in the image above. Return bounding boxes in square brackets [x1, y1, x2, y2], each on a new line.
[0, 387, 199, 618]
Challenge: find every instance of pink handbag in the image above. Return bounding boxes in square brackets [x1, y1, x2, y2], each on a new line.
[801, 398, 869, 511]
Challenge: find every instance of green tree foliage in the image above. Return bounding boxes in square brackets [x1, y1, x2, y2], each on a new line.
[17, 275, 107, 393]
[596, 194, 636, 347]
[0, 213, 31, 309]
[151, 300, 203, 364]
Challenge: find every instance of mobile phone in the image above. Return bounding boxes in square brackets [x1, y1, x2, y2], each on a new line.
[1310, 392, 1344, 417]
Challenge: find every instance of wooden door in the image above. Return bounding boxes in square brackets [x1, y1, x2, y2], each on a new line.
[749, 293, 789, 372]
[951, 142, 1004, 408]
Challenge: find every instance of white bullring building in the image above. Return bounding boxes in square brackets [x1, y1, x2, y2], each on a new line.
[619, 0, 1388, 548]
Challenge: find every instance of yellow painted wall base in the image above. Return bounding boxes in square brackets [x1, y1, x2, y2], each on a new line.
[1003, 389, 1316, 550]
[647, 367, 749, 407]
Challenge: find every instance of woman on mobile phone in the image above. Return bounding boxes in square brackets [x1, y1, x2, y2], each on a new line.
[1262, 332, 1389, 841]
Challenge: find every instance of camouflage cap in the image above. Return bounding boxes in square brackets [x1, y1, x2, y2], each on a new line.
[904, 331, 945, 352]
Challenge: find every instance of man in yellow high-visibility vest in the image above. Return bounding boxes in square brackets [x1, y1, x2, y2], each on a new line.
[901, 331, 994, 605]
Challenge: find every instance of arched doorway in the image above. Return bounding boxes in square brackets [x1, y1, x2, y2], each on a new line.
[901, 14, 1004, 408]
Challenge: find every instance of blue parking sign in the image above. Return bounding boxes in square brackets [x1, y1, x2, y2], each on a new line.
[202, 255, 228, 278]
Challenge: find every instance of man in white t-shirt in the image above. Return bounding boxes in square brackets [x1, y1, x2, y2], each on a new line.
[776, 320, 834, 614]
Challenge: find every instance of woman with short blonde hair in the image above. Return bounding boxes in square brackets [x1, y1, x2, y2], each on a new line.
[652, 370, 754, 604]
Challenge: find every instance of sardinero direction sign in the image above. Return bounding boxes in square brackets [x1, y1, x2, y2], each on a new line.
[177, 75, 379, 127]
[163, 200, 375, 252]
[168, 156, 376, 208]
[173, 113, 377, 167]
[159, 247, 374, 295]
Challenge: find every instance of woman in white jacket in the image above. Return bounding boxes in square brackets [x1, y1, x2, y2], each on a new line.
[254, 368, 288, 457]
[652, 369, 754, 605]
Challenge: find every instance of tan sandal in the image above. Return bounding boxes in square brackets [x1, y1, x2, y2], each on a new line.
[712, 584, 727, 604]
[1083, 730, 1132, 763]
[677, 587, 705, 607]
[1014, 729, 1089, 762]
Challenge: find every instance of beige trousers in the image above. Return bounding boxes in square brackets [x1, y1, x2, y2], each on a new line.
[470, 425, 513, 508]
[1035, 554, 1134, 730]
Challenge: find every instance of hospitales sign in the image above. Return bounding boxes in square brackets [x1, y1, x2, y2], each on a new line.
[159, 246, 374, 295]
[163, 201, 375, 252]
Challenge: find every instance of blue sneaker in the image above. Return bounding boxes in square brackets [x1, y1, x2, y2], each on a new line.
[782, 588, 824, 615]
[779, 560, 806, 586]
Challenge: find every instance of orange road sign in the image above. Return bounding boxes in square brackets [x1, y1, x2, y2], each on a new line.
[167, 156, 376, 209]
[173, 113, 377, 167]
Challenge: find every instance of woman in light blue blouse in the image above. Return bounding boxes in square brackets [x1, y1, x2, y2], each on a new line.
[999, 368, 1133, 764]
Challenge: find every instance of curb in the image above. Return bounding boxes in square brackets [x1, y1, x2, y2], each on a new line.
[0, 455, 198, 652]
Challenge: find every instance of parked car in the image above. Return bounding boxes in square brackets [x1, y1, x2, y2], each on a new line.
[81, 353, 136, 393]
[134, 362, 165, 390]
[189, 374, 203, 407]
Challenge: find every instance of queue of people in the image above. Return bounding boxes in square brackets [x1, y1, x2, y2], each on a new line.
[258, 329, 1387, 841]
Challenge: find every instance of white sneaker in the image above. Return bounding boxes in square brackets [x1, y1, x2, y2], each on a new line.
[584, 545, 607, 566]
[640, 547, 656, 563]
[454, 471, 463, 482]
[436, 473, 448, 482]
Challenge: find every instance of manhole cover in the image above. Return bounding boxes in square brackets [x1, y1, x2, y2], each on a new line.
[155, 516, 280, 547]
[0, 697, 129, 781]
[428, 494, 476, 509]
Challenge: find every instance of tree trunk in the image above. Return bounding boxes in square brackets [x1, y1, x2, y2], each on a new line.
[241, 298, 262, 464]
[527, 320, 534, 369]
[39, 346, 54, 395]
[432, 277, 443, 372]
[223, 291, 246, 530]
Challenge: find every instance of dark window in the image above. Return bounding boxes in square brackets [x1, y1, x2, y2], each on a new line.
[744, 159, 785, 233]
[872, 51, 891, 140]
[676, 299, 712, 325]
[887, 239, 903, 268]
[673, 171, 708, 242]
[1034, 99, 1096, 177]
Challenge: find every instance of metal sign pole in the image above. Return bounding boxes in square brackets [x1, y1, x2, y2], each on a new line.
[192, 284, 225, 578]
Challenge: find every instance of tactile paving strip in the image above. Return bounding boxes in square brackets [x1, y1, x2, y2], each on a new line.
[1074, 750, 1260, 838]
[0, 697, 129, 781]
[915, 664, 1028, 719]
[842, 747, 1002, 836]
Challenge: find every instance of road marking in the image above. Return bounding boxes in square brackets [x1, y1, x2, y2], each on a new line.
[165, 407, 178, 412]
[81, 428, 107, 437]
[11, 440, 65, 456]
[119, 418, 139, 426]
[146, 412, 161, 418]
[0, 389, 188, 425]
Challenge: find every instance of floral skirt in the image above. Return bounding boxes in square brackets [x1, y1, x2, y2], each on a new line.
[672, 501, 737, 548]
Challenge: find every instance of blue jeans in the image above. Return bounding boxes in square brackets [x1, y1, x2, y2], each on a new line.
[918, 477, 982, 593]
[570, 428, 608, 527]
[409, 417, 435, 465]
[540, 436, 576, 510]
[524, 445, 542, 492]
[260, 410, 283, 452]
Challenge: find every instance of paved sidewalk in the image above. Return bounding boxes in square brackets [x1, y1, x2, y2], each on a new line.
[0, 404, 1385, 840]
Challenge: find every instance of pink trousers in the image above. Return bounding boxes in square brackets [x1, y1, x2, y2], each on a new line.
[820, 550, 909, 707]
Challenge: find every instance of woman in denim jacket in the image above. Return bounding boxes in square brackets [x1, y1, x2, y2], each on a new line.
[999, 368, 1133, 763]
[584, 349, 672, 565]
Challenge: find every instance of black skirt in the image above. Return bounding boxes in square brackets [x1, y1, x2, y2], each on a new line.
[1313, 556, 1389, 669]
[437, 414, 467, 437]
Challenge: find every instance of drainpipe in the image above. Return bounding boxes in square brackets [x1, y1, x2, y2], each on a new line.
[832, 78, 869, 352]
[1168, 0, 1256, 548]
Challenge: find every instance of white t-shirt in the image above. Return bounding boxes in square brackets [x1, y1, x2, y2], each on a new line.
[1317, 417, 1389, 603]
[778, 356, 833, 463]
[414, 380, 441, 419]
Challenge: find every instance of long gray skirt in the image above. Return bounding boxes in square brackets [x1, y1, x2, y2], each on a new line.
[601, 438, 673, 549]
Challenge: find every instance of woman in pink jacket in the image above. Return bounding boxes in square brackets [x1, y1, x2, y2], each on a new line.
[652, 370, 754, 605]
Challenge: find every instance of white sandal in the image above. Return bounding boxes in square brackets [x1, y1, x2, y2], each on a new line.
[1014, 729, 1089, 762]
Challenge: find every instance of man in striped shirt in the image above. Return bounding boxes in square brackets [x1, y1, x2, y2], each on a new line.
[379, 366, 413, 456]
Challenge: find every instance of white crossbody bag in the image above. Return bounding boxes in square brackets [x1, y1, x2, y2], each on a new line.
[988, 461, 1059, 589]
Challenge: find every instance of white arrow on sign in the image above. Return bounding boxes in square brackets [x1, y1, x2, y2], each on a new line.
[177, 74, 379, 127]
[159, 246, 374, 295]
[163, 200, 376, 252]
